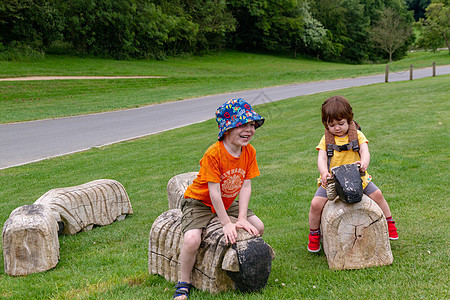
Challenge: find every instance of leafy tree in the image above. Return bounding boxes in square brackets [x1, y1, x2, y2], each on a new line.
[406, 0, 431, 20]
[415, 0, 449, 52]
[270, 1, 325, 58]
[0, 0, 64, 48]
[227, 0, 321, 53]
[370, 8, 413, 61]
[155, 0, 236, 53]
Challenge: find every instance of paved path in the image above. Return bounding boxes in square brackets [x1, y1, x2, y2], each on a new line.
[1, 66, 449, 169]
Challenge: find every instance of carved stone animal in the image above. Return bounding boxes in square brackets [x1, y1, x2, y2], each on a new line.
[167, 172, 198, 210]
[2, 179, 132, 276]
[149, 172, 275, 293]
[321, 164, 393, 270]
[2, 204, 59, 276]
[148, 209, 274, 293]
[35, 179, 133, 234]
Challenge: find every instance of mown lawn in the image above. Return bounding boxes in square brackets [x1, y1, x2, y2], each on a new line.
[0, 50, 448, 123]
[0, 74, 448, 299]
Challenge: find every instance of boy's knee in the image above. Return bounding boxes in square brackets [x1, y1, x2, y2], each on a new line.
[257, 222, 264, 236]
[183, 230, 202, 251]
[248, 215, 264, 236]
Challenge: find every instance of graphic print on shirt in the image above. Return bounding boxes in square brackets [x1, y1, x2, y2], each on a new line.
[221, 168, 246, 198]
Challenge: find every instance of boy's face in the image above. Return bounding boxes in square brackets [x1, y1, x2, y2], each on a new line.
[327, 119, 349, 138]
[223, 121, 256, 147]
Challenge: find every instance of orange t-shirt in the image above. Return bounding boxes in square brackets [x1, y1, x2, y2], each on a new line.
[184, 141, 260, 213]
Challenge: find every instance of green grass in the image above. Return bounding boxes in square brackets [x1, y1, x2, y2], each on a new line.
[0, 75, 448, 299]
[0, 50, 448, 123]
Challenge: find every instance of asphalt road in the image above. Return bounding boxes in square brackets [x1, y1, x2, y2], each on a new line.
[1, 65, 449, 169]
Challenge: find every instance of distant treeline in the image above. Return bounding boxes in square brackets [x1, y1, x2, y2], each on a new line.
[0, 0, 430, 62]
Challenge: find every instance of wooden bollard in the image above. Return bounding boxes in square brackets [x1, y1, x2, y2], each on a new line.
[2, 204, 60, 276]
[385, 64, 389, 82]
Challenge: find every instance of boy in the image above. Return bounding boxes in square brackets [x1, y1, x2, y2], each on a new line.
[308, 95, 398, 253]
[173, 98, 265, 299]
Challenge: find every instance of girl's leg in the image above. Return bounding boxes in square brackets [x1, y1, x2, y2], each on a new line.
[366, 188, 398, 240]
[366, 189, 391, 218]
[309, 196, 328, 230]
[308, 196, 328, 252]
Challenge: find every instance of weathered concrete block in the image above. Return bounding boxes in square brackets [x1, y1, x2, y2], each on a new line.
[321, 194, 393, 270]
[167, 172, 198, 210]
[34, 179, 133, 235]
[148, 209, 274, 293]
[2, 204, 59, 276]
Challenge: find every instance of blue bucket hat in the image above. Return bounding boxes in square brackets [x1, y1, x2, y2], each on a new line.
[215, 98, 265, 140]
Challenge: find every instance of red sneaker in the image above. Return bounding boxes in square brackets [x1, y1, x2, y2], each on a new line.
[308, 233, 321, 252]
[387, 220, 399, 240]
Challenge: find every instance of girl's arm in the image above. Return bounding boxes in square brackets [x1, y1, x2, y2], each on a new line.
[356, 142, 370, 172]
[318, 149, 331, 187]
[235, 179, 259, 236]
[208, 182, 237, 244]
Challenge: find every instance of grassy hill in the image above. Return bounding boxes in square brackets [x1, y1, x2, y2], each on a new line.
[0, 50, 448, 123]
[1, 66, 448, 298]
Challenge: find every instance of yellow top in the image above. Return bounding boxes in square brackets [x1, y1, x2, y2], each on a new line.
[316, 130, 371, 188]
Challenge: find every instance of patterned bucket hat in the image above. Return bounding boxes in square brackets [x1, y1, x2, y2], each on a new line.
[215, 98, 265, 140]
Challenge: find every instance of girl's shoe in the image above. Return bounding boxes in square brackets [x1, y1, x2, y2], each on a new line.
[308, 233, 321, 252]
[387, 220, 399, 240]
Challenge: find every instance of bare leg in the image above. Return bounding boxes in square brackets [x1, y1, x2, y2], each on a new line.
[175, 229, 202, 300]
[367, 189, 392, 217]
[309, 196, 328, 229]
[247, 215, 265, 236]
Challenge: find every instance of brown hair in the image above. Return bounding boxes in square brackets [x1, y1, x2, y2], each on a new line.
[321, 95, 354, 128]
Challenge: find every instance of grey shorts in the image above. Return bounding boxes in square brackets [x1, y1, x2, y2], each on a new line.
[314, 181, 379, 198]
[180, 198, 255, 234]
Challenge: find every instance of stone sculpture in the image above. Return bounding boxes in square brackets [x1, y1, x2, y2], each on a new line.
[321, 164, 393, 270]
[35, 179, 133, 234]
[2, 179, 132, 276]
[149, 173, 275, 293]
[2, 204, 59, 276]
[167, 172, 198, 210]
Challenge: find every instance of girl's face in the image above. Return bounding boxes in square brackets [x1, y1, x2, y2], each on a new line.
[327, 119, 349, 137]
[223, 121, 256, 148]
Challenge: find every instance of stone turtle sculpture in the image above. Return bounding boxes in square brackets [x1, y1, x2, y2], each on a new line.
[321, 164, 393, 270]
[148, 173, 275, 294]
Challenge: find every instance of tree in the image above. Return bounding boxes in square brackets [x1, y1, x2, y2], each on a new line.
[370, 8, 412, 61]
[406, 0, 431, 20]
[415, 0, 450, 52]
[0, 0, 64, 47]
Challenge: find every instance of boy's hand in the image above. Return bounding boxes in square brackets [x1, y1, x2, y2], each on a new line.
[236, 219, 260, 237]
[222, 222, 238, 244]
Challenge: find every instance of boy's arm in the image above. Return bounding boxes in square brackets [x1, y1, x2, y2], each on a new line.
[208, 182, 237, 244]
[318, 149, 331, 187]
[356, 142, 370, 172]
[235, 179, 260, 236]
